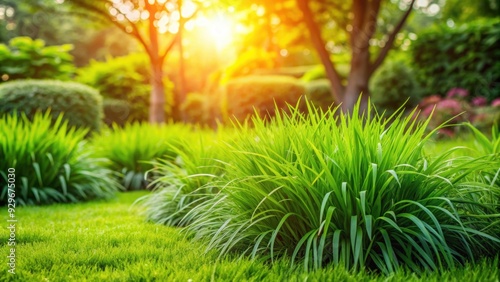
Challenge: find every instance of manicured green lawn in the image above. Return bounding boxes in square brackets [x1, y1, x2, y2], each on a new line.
[1, 191, 498, 281]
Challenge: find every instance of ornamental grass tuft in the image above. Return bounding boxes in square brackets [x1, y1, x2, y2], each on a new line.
[139, 130, 229, 227]
[0, 111, 117, 205]
[91, 122, 194, 190]
[181, 100, 500, 274]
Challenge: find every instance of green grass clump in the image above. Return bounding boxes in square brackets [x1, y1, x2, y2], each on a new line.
[138, 130, 229, 226]
[90, 122, 194, 190]
[0, 112, 117, 205]
[183, 101, 500, 274]
[1, 191, 498, 281]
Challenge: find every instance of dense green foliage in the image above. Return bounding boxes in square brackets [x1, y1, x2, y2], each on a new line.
[224, 75, 306, 122]
[0, 37, 75, 82]
[412, 19, 500, 100]
[0, 112, 116, 206]
[370, 60, 421, 115]
[164, 102, 500, 274]
[2, 191, 499, 281]
[301, 64, 349, 83]
[77, 54, 173, 123]
[91, 122, 193, 190]
[0, 79, 103, 132]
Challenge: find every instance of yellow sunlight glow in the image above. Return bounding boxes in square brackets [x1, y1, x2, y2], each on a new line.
[197, 15, 234, 51]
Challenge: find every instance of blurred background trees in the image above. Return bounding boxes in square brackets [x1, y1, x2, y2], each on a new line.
[0, 0, 498, 128]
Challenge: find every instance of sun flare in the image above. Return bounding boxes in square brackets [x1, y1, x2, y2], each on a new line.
[197, 14, 235, 51]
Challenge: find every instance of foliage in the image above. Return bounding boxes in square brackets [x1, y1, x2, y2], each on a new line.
[370, 59, 422, 115]
[0, 111, 117, 206]
[419, 89, 500, 137]
[0, 79, 103, 132]
[3, 191, 499, 281]
[412, 19, 500, 101]
[140, 132, 227, 227]
[183, 101, 500, 274]
[304, 79, 335, 111]
[77, 53, 173, 123]
[90, 122, 193, 191]
[252, 66, 316, 78]
[466, 123, 500, 188]
[223, 75, 306, 122]
[0, 37, 75, 82]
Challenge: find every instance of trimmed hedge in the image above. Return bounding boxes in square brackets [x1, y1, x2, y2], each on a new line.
[412, 19, 500, 100]
[0, 80, 102, 132]
[224, 75, 306, 121]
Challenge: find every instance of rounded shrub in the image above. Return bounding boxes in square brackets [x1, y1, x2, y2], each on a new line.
[0, 112, 117, 206]
[370, 60, 421, 115]
[224, 75, 306, 122]
[183, 101, 500, 274]
[0, 79, 103, 132]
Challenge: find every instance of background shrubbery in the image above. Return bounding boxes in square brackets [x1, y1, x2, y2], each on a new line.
[0, 112, 116, 206]
[370, 59, 422, 115]
[0, 37, 75, 82]
[412, 19, 500, 101]
[223, 75, 306, 122]
[0, 79, 103, 132]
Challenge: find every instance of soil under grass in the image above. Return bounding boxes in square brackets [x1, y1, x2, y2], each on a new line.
[0, 191, 498, 281]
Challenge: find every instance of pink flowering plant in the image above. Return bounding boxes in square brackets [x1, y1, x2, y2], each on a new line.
[419, 88, 500, 137]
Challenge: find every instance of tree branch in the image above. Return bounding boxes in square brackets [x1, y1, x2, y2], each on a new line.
[159, 7, 200, 63]
[370, 0, 415, 75]
[159, 34, 179, 63]
[296, 0, 344, 102]
[66, 0, 152, 57]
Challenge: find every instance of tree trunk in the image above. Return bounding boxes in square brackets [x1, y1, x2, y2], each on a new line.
[149, 61, 166, 123]
[296, 0, 344, 103]
[342, 50, 370, 113]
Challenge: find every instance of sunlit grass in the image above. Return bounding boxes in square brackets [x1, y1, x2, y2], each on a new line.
[90, 122, 195, 190]
[0, 191, 498, 281]
[181, 101, 500, 273]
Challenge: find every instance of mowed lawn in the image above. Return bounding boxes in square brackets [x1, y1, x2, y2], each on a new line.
[1, 185, 499, 281]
